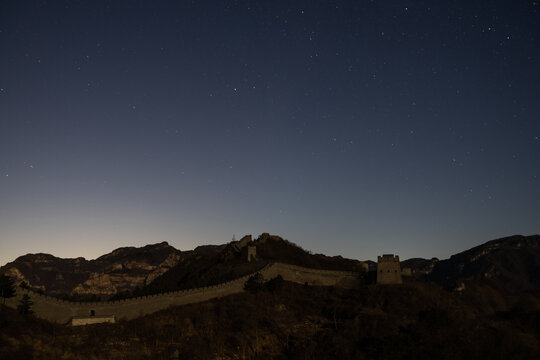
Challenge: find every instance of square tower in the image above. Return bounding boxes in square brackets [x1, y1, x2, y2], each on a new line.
[377, 254, 403, 284]
[247, 245, 256, 262]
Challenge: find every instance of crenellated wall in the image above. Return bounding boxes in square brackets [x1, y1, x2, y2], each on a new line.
[267, 263, 359, 288]
[4, 263, 359, 324]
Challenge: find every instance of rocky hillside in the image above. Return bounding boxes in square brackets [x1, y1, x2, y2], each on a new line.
[139, 236, 264, 294]
[139, 233, 365, 296]
[429, 235, 540, 291]
[0, 242, 183, 299]
[0, 233, 365, 300]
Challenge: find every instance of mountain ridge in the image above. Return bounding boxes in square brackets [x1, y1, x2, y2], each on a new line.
[429, 234, 540, 290]
[0, 233, 365, 299]
[2, 234, 539, 301]
[0, 241, 184, 299]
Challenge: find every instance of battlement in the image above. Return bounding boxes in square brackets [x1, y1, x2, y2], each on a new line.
[377, 254, 400, 263]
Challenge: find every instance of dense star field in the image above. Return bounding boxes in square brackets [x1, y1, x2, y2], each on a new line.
[1, 1, 539, 265]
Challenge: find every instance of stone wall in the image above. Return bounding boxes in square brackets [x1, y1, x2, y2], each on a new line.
[266, 263, 359, 288]
[72, 315, 116, 326]
[4, 263, 359, 324]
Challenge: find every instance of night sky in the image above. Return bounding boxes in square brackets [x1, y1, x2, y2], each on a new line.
[1, 1, 539, 266]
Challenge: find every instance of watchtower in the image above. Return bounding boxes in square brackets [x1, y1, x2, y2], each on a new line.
[247, 245, 256, 262]
[377, 254, 402, 284]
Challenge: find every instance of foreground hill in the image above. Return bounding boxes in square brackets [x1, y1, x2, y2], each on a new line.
[1, 278, 539, 359]
[0, 242, 183, 299]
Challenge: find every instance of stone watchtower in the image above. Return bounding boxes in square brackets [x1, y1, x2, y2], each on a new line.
[377, 254, 402, 284]
[246, 245, 256, 262]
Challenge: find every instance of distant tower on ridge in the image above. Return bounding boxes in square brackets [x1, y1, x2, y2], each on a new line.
[377, 254, 403, 284]
[247, 245, 256, 262]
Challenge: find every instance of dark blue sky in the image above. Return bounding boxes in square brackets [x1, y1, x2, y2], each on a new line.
[1, 1, 539, 266]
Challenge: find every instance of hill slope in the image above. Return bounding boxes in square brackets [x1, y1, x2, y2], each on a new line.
[429, 235, 540, 291]
[2, 279, 539, 359]
[141, 233, 365, 295]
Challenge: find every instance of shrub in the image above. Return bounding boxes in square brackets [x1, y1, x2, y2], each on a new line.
[265, 275, 284, 292]
[0, 275, 16, 304]
[18, 294, 33, 315]
[244, 273, 264, 292]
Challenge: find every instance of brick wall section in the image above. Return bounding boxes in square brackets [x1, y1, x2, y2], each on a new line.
[72, 315, 116, 326]
[4, 263, 359, 324]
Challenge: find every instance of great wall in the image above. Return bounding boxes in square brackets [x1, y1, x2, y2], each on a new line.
[4, 262, 360, 324]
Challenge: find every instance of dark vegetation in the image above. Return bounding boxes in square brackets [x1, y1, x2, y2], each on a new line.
[400, 257, 439, 274]
[1, 278, 539, 359]
[17, 294, 33, 315]
[244, 274, 284, 293]
[0, 274, 16, 304]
